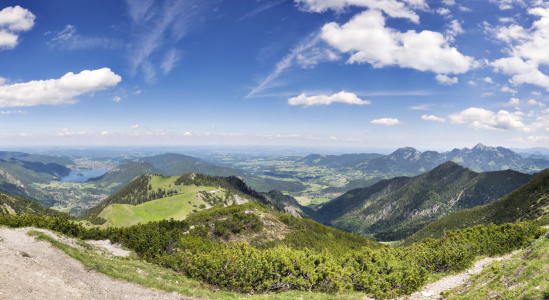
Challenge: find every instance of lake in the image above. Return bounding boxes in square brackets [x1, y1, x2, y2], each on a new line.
[59, 169, 108, 183]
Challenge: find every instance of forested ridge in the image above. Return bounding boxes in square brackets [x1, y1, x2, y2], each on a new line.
[81, 173, 312, 224]
[404, 170, 549, 245]
[318, 161, 533, 241]
[0, 191, 66, 217]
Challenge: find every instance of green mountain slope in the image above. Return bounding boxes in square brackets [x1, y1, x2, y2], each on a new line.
[0, 191, 65, 216]
[81, 172, 311, 224]
[404, 170, 549, 245]
[317, 161, 533, 241]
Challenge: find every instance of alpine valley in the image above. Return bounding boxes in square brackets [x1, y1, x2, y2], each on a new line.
[1, 144, 549, 299]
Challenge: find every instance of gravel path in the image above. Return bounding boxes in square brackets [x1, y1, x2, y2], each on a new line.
[397, 251, 518, 300]
[0, 226, 194, 300]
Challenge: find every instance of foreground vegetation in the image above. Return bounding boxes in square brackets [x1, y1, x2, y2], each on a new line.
[444, 232, 549, 299]
[0, 202, 544, 299]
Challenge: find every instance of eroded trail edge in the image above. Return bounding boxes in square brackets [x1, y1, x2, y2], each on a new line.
[0, 226, 188, 300]
[397, 251, 519, 300]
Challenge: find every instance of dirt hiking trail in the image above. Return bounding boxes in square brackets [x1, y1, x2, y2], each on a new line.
[0, 226, 196, 300]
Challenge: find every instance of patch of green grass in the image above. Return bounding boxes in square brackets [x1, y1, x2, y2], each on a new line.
[296, 197, 331, 206]
[444, 235, 549, 299]
[98, 185, 217, 227]
[51, 206, 72, 213]
[26, 230, 367, 300]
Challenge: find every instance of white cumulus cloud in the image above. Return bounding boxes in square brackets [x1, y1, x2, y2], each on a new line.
[449, 107, 532, 132]
[489, 0, 524, 10]
[288, 91, 371, 107]
[507, 97, 520, 106]
[490, 7, 549, 91]
[371, 118, 402, 126]
[295, 0, 427, 23]
[0, 6, 35, 50]
[320, 10, 477, 74]
[501, 85, 517, 94]
[436, 8, 451, 16]
[0, 68, 122, 108]
[131, 124, 140, 129]
[435, 74, 458, 85]
[421, 115, 446, 122]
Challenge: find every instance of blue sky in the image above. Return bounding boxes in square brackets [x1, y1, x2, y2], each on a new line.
[0, 0, 548, 151]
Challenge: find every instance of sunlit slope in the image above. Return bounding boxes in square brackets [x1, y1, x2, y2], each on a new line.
[317, 161, 533, 241]
[82, 172, 313, 226]
[97, 185, 219, 227]
[0, 190, 65, 216]
[404, 170, 549, 245]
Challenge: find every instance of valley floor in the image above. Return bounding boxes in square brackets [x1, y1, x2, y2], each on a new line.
[0, 226, 192, 300]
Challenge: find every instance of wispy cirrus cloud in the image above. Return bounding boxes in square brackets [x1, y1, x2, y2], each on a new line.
[126, 0, 205, 83]
[247, 33, 319, 98]
[239, 0, 287, 21]
[48, 25, 120, 50]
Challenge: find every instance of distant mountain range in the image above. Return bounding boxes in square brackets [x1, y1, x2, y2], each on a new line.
[300, 143, 549, 176]
[315, 161, 534, 241]
[0, 156, 72, 206]
[0, 151, 74, 167]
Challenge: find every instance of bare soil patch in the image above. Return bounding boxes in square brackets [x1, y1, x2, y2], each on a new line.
[0, 226, 194, 300]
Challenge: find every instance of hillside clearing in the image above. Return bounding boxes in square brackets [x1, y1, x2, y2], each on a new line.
[96, 185, 218, 227]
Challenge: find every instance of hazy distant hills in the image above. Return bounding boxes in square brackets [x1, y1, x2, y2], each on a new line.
[137, 153, 247, 177]
[0, 157, 72, 206]
[297, 153, 385, 168]
[300, 144, 549, 176]
[316, 161, 534, 241]
[137, 153, 305, 193]
[0, 151, 74, 167]
[404, 170, 549, 245]
[87, 161, 163, 194]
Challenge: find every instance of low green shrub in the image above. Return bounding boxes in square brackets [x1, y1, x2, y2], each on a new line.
[0, 208, 544, 299]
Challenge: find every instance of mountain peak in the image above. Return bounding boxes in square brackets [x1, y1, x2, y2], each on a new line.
[472, 143, 487, 151]
[387, 147, 421, 161]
